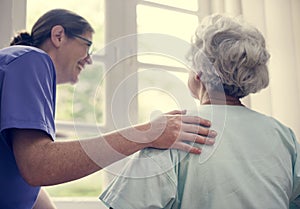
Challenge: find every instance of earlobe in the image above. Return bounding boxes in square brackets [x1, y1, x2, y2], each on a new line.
[50, 25, 65, 48]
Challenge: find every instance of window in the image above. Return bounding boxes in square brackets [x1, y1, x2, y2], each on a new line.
[136, 1, 200, 122]
[6, 0, 300, 207]
[26, 0, 201, 205]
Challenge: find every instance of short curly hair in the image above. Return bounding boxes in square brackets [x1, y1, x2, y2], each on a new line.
[187, 14, 270, 98]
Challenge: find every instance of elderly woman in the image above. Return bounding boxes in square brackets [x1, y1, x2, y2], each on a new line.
[99, 14, 300, 209]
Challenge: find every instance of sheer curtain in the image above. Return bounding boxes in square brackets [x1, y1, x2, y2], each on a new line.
[210, 0, 300, 140]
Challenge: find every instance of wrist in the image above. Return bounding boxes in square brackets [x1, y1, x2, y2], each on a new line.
[132, 122, 153, 148]
[116, 122, 152, 150]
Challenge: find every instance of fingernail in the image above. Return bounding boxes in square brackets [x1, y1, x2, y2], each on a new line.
[210, 130, 217, 136]
[207, 139, 215, 144]
[192, 148, 201, 154]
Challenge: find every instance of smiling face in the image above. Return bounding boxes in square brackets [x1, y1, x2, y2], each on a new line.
[45, 25, 93, 85]
[59, 31, 93, 84]
[63, 32, 93, 84]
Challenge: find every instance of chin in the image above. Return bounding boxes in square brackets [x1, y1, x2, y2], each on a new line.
[70, 77, 79, 85]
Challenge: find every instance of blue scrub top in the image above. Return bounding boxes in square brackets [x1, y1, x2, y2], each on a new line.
[0, 46, 56, 209]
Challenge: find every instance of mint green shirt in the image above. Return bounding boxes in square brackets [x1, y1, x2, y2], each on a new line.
[100, 106, 300, 209]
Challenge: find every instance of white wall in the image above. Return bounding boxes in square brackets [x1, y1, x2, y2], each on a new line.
[0, 0, 27, 48]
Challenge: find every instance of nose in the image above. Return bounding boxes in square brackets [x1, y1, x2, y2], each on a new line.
[84, 54, 93, 65]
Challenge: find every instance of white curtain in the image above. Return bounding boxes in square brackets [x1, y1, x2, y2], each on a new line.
[211, 0, 300, 140]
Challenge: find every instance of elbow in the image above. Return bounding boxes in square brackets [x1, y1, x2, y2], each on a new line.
[10, 129, 56, 186]
[12, 133, 54, 186]
[25, 176, 42, 187]
[18, 165, 44, 187]
[15, 157, 49, 186]
[17, 159, 58, 186]
[24, 178, 41, 187]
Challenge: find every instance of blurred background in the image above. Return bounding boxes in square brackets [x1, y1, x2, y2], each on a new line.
[0, 0, 299, 207]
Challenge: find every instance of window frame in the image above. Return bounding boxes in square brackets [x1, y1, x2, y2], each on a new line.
[1, 0, 204, 207]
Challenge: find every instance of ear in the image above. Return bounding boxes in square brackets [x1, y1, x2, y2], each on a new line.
[50, 25, 66, 48]
[195, 72, 202, 81]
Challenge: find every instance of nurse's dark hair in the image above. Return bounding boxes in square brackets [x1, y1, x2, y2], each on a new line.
[10, 9, 94, 47]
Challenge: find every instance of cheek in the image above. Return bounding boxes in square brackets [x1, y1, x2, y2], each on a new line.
[71, 46, 87, 62]
[188, 73, 200, 98]
[79, 51, 87, 60]
[188, 76, 196, 95]
[77, 46, 88, 60]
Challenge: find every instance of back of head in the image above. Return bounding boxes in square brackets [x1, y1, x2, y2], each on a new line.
[187, 14, 270, 98]
[10, 9, 94, 47]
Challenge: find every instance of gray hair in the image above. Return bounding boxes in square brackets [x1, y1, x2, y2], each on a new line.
[187, 14, 270, 98]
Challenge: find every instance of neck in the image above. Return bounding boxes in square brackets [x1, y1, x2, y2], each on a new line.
[200, 91, 243, 106]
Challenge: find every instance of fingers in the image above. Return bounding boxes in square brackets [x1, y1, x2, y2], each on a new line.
[146, 113, 217, 154]
[178, 132, 215, 145]
[165, 110, 187, 115]
[172, 142, 201, 154]
[181, 123, 217, 138]
[181, 115, 211, 127]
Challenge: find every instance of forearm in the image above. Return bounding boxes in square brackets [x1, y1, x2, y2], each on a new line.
[41, 127, 149, 185]
[30, 139, 100, 186]
[81, 126, 149, 168]
[12, 113, 215, 186]
[12, 124, 150, 186]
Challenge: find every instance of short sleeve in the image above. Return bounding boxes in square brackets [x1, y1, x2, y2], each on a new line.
[0, 50, 56, 141]
[99, 149, 177, 209]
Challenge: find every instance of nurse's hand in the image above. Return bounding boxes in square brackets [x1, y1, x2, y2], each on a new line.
[142, 110, 217, 154]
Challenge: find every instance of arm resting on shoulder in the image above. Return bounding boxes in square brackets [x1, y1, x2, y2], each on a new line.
[11, 113, 215, 186]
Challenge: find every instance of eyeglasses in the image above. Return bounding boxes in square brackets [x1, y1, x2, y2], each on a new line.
[72, 34, 93, 56]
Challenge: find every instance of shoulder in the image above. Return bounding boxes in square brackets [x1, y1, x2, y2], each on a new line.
[188, 105, 296, 140]
[0, 45, 52, 66]
[1, 46, 55, 81]
[244, 107, 293, 133]
[266, 116, 296, 138]
[234, 107, 297, 147]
